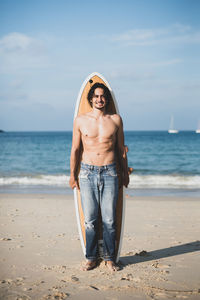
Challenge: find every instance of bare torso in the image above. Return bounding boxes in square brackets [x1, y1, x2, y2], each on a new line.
[70, 86, 129, 191]
[78, 112, 119, 166]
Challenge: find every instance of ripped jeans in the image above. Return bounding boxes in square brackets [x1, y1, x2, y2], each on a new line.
[79, 162, 118, 262]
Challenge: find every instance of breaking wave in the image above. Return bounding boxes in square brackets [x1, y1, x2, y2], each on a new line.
[1, 174, 200, 189]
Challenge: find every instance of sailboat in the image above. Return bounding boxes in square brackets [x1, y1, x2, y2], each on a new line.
[196, 120, 200, 133]
[168, 115, 179, 133]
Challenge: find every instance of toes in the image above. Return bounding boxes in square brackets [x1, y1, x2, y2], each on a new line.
[81, 261, 96, 271]
[106, 261, 119, 272]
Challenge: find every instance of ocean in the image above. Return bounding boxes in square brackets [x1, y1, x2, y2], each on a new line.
[0, 131, 200, 197]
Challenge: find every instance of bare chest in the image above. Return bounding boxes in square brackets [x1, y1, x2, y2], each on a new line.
[81, 118, 117, 139]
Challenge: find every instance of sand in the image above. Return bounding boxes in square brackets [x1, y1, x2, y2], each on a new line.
[0, 193, 200, 300]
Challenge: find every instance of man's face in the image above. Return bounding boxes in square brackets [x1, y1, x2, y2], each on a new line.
[92, 88, 106, 109]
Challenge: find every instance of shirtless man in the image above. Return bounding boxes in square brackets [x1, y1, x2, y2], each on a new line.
[69, 82, 129, 272]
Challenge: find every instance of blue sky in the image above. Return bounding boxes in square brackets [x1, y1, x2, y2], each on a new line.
[0, 0, 200, 130]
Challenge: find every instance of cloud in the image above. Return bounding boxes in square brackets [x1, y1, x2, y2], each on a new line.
[0, 32, 50, 74]
[0, 32, 45, 55]
[111, 24, 200, 46]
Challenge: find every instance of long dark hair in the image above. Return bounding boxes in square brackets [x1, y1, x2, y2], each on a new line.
[87, 82, 112, 107]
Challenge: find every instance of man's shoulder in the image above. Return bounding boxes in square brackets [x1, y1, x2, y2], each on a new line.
[110, 113, 121, 120]
[74, 113, 90, 122]
[110, 113, 122, 125]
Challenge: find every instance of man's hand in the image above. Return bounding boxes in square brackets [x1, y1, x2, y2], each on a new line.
[69, 175, 80, 190]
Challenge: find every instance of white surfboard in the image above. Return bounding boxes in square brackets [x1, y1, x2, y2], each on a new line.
[73, 72, 125, 262]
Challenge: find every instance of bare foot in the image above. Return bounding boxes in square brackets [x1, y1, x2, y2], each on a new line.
[105, 261, 119, 272]
[81, 260, 97, 271]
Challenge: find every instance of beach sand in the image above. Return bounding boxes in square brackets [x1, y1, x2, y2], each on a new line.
[0, 193, 200, 300]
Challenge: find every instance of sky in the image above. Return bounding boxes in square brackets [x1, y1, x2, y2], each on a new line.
[0, 0, 200, 131]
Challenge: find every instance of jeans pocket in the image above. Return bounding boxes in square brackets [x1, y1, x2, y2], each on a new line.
[79, 169, 89, 179]
[107, 169, 117, 177]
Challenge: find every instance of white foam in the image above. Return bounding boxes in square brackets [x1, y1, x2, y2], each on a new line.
[0, 174, 200, 189]
[129, 174, 200, 189]
[0, 175, 70, 186]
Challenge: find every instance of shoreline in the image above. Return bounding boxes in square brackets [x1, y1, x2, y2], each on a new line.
[0, 193, 200, 299]
[1, 186, 200, 198]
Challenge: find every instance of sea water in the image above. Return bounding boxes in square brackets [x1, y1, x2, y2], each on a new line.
[0, 131, 200, 196]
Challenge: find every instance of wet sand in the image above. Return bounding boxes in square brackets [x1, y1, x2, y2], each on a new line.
[0, 193, 200, 300]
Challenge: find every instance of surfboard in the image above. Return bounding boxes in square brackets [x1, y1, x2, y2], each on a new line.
[73, 72, 125, 263]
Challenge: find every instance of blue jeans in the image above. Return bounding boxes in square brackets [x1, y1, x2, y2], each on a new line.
[79, 162, 118, 262]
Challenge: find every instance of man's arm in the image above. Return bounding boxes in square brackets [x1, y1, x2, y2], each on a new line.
[116, 115, 129, 188]
[69, 117, 82, 190]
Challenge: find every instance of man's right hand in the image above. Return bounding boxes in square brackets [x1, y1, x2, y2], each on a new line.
[69, 175, 80, 190]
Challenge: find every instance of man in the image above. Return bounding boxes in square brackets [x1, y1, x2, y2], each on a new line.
[69, 82, 129, 272]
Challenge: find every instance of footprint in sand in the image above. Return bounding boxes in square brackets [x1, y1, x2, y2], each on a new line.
[154, 292, 168, 299]
[152, 262, 171, 269]
[32, 280, 46, 287]
[42, 292, 69, 300]
[57, 233, 66, 237]
[1, 279, 13, 285]
[71, 276, 79, 282]
[16, 245, 24, 248]
[14, 277, 26, 287]
[23, 287, 33, 291]
[120, 273, 133, 281]
[0, 237, 12, 241]
[32, 232, 41, 238]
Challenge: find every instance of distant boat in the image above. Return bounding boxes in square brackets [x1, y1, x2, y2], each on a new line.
[196, 120, 200, 133]
[168, 116, 179, 133]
